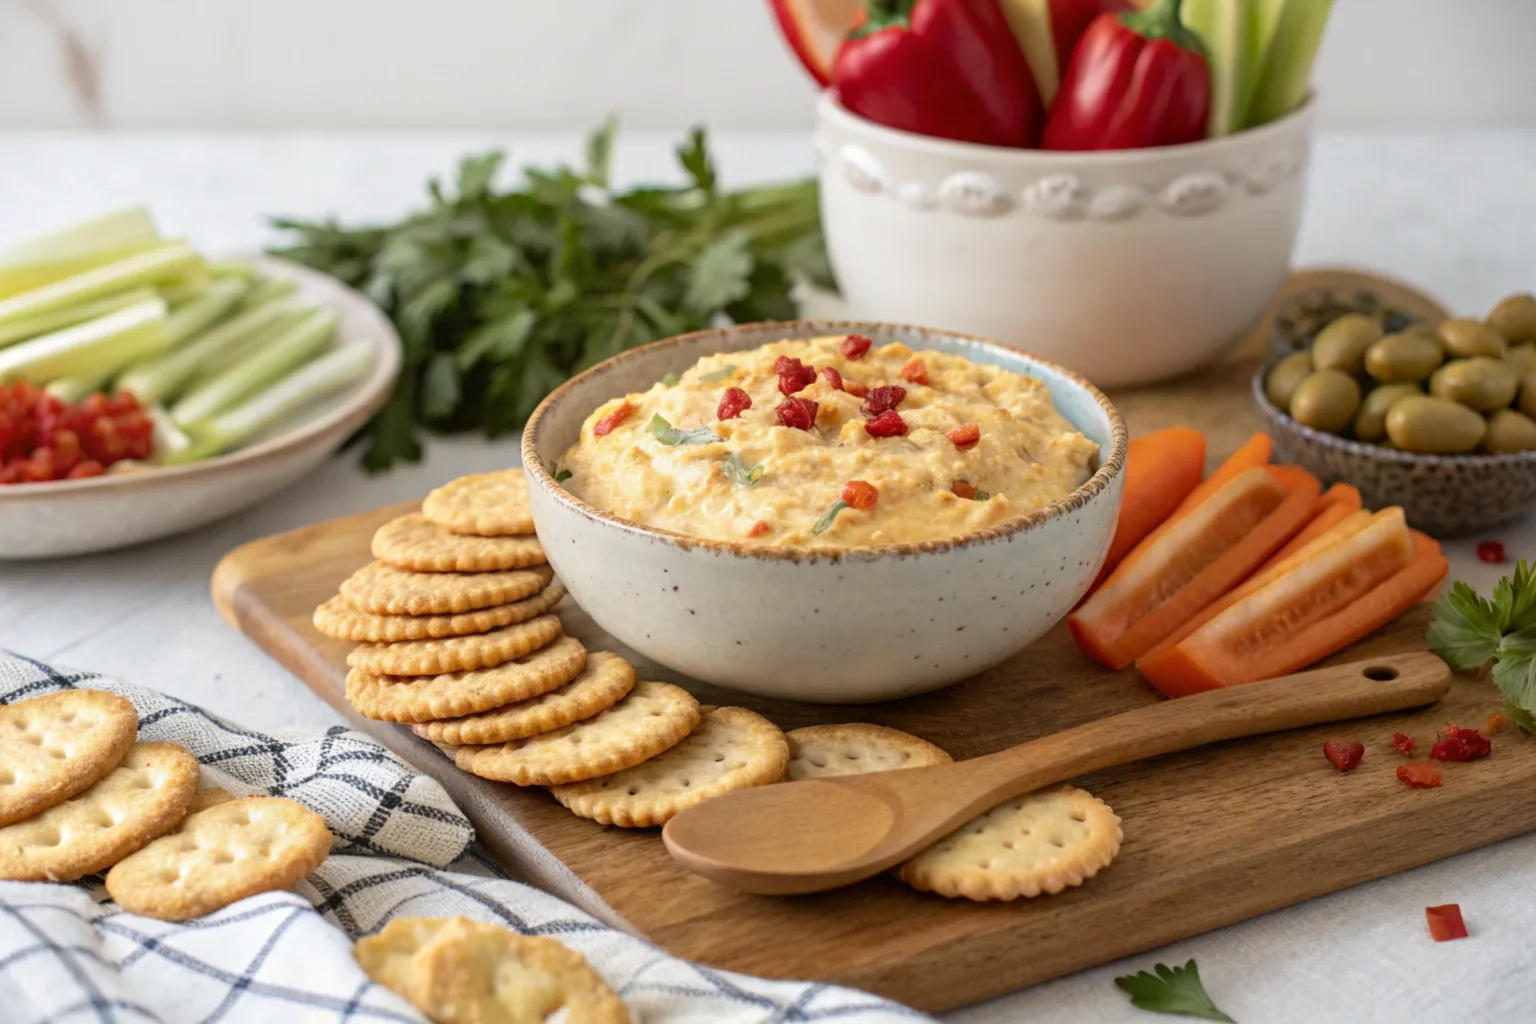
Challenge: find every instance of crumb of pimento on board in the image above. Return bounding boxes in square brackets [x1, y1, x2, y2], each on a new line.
[1485, 712, 1509, 735]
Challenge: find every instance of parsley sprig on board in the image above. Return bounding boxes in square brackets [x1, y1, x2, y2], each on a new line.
[1115, 960, 1235, 1022]
[269, 120, 832, 470]
[1426, 560, 1536, 734]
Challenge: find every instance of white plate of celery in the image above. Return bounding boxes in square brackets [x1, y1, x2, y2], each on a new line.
[0, 207, 400, 559]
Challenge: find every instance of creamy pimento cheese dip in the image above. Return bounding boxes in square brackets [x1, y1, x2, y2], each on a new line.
[558, 335, 1098, 547]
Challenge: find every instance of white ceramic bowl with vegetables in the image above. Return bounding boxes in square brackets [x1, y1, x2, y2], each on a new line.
[522, 320, 1126, 704]
[0, 253, 399, 559]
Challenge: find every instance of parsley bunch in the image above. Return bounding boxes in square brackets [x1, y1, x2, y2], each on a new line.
[269, 120, 832, 470]
[1426, 560, 1536, 735]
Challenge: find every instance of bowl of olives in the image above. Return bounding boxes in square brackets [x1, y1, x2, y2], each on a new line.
[1254, 292, 1536, 536]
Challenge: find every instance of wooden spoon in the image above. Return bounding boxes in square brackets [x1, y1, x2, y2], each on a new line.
[663, 652, 1451, 895]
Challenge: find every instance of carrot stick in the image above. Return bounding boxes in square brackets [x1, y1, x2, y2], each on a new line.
[1094, 427, 1206, 585]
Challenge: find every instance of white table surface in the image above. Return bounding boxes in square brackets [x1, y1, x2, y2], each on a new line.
[1, 129, 1533, 1023]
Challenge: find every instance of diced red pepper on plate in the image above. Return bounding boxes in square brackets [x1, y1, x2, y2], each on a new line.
[1425, 904, 1468, 942]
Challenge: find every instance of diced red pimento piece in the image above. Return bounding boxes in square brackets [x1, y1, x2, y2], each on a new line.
[746, 520, 771, 538]
[1392, 732, 1417, 755]
[593, 402, 634, 437]
[840, 334, 873, 360]
[1429, 726, 1491, 762]
[1485, 712, 1509, 735]
[775, 355, 818, 396]
[951, 480, 978, 500]
[841, 480, 878, 510]
[860, 385, 907, 417]
[1426, 904, 1468, 942]
[776, 396, 819, 430]
[843, 379, 869, 398]
[899, 357, 930, 385]
[68, 459, 105, 479]
[864, 410, 907, 438]
[820, 367, 844, 392]
[1398, 763, 1443, 788]
[1476, 540, 1505, 564]
[1324, 738, 1364, 772]
[717, 387, 752, 421]
[948, 423, 981, 450]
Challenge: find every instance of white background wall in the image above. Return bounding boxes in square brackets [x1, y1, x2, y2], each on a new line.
[1, 0, 1535, 131]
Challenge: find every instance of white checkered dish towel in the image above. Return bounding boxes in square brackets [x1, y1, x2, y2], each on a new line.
[0, 650, 931, 1024]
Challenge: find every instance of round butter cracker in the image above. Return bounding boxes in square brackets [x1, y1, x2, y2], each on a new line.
[413, 651, 636, 746]
[447, 681, 700, 787]
[552, 706, 787, 827]
[422, 469, 535, 537]
[346, 614, 564, 677]
[0, 689, 139, 827]
[313, 579, 566, 643]
[346, 635, 588, 723]
[373, 512, 546, 572]
[897, 784, 1122, 902]
[340, 561, 553, 616]
[785, 723, 951, 781]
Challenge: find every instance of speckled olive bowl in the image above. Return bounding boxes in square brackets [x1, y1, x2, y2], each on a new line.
[522, 320, 1126, 704]
[1253, 364, 1536, 537]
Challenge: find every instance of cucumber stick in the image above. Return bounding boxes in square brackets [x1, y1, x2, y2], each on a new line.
[1248, 0, 1333, 127]
[165, 344, 372, 464]
[0, 299, 168, 385]
[0, 286, 158, 349]
[171, 308, 337, 427]
[0, 242, 201, 330]
[115, 299, 304, 405]
[1181, 0, 1259, 137]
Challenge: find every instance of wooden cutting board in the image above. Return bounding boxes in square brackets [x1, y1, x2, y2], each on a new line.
[213, 270, 1536, 1013]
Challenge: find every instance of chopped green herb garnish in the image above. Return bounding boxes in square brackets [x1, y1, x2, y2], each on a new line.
[721, 452, 764, 486]
[661, 372, 679, 387]
[1115, 960, 1234, 1022]
[1427, 560, 1536, 734]
[554, 467, 573, 483]
[974, 489, 991, 500]
[646, 413, 721, 446]
[699, 364, 737, 382]
[812, 500, 849, 535]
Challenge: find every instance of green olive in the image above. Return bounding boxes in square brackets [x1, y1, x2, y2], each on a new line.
[1264, 351, 1313, 409]
[1289, 370, 1361, 434]
[1520, 371, 1536, 419]
[1488, 293, 1536, 344]
[1352, 382, 1421, 442]
[1484, 409, 1536, 453]
[1429, 357, 1520, 412]
[1437, 317, 1507, 359]
[1506, 344, 1536, 379]
[1364, 331, 1444, 382]
[1310, 314, 1382, 375]
[1385, 395, 1488, 454]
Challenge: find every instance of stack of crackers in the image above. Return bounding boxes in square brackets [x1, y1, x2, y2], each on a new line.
[0, 689, 331, 920]
[322, 468, 1126, 902]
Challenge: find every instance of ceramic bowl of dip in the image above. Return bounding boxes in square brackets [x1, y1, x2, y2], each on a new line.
[816, 92, 1316, 388]
[522, 320, 1126, 704]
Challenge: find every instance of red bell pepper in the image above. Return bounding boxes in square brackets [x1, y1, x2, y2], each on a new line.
[833, 0, 1043, 148]
[1041, 0, 1210, 151]
[1050, 0, 1135, 71]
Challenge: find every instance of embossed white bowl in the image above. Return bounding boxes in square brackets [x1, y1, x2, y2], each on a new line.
[817, 93, 1317, 388]
[522, 320, 1126, 704]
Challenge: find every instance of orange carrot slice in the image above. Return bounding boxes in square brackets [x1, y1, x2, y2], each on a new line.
[1069, 464, 1318, 669]
[1138, 511, 1441, 697]
[1095, 427, 1206, 585]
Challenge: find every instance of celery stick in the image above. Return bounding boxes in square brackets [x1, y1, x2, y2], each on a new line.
[0, 286, 157, 349]
[1183, 0, 1259, 137]
[148, 404, 191, 460]
[164, 277, 250, 347]
[164, 344, 371, 464]
[115, 299, 304, 405]
[0, 299, 168, 385]
[171, 308, 337, 427]
[0, 242, 202, 331]
[45, 370, 113, 404]
[158, 277, 211, 308]
[1247, 0, 1333, 127]
[0, 207, 162, 298]
[236, 276, 298, 311]
[208, 260, 258, 279]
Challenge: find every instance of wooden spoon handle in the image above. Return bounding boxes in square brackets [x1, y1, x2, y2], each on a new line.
[958, 652, 1451, 809]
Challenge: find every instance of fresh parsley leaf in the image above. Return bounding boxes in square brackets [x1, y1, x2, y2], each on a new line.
[1426, 581, 1504, 670]
[974, 489, 991, 501]
[1115, 960, 1235, 1022]
[1493, 560, 1536, 632]
[1493, 626, 1536, 718]
[661, 373, 679, 387]
[1427, 563, 1536, 736]
[685, 233, 754, 317]
[677, 126, 717, 195]
[422, 353, 462, 420]
[647, 414, 721, 446]
[584, 115, 617, 190]
[721, 453, 763, 487]
[813, 500, 850, 535]
[699, 364, 737, 383]
[554, 468, 572, 483]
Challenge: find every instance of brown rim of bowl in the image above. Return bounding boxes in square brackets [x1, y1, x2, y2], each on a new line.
[1251, 362, 1536, 466]
[0, 256, 402, 502]
[521, 319, 1128, 564]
